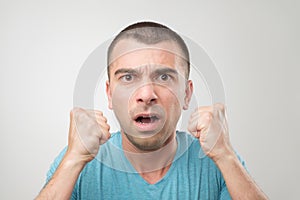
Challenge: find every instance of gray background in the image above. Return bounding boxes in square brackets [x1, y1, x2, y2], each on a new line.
[0, 0, 299, 199]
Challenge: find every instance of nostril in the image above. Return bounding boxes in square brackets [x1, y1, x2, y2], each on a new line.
[136, 97, 157, 104]
[134, 84, 158, 104]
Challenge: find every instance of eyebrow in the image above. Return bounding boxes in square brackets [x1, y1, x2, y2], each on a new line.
[113, 67, 179, 77]
[114, 68, 138, 76]
[153, 68, 178, 76]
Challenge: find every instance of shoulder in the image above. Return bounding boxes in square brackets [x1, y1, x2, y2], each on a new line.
[89, 131, 136, 172]
[175, 131, 246, 163]
[175, 131, 203, 159]
[174, 131, 247, 171]
[46, 132, 123, 181]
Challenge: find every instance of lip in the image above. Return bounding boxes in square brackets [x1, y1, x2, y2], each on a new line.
[133, 113, 161, 120]
[132, 113, 163, 132]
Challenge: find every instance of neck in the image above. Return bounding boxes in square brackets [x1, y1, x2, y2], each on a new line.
[122, 132, 177, 184]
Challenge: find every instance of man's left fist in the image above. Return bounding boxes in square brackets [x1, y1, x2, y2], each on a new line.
[188, 103, 233, 162]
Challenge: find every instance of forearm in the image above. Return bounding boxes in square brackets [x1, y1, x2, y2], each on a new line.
[36, 154, 86, 200]
[215, 153, 268, 200]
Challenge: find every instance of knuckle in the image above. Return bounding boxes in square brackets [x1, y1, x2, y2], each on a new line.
[100, 123, 109, 130]
[70, 108, 82, 121]
[214, 103, 225, 111]
[187, 122, 195, 131]
[106, 123, 110, 130]
[101, 130, 109, 139]
[71, 107, 85, 117]
[70, 110, 74, 118]
[206, 113, 213, 121]
[73, 107, 83, 112]
[102, 116, 107, 123]
[70, 108, 78, 117]
[196, 107, 204, 112]
[202, 112, 213, 121]
[196, 123, 203, 130]
[93, 110, 103, 116]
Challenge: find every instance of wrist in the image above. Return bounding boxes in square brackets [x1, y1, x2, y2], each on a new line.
[64, 151, 90, 168]
[213, 149, 237, 167]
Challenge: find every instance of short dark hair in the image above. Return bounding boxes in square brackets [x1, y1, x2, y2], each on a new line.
[107, 21, 190, 79]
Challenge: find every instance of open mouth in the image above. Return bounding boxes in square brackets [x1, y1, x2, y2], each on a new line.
[132, 113, 162, 132]
[135, 115, 159, 124]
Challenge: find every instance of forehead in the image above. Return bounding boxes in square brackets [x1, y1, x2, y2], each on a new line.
[109, 39, 185, 73]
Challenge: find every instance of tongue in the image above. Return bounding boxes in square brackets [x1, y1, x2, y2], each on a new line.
[141, 117, 152, 123]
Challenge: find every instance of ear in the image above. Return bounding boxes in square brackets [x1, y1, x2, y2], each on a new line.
[183, 80, 193, 110]
[106, 80, 113, 110]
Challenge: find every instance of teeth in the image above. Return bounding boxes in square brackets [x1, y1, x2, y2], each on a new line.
[136, 116, 158, 123]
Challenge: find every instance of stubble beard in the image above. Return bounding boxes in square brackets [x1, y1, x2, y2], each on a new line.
[123, 130, 170, 152]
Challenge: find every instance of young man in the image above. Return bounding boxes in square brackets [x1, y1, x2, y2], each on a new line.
[36, 22, 267, 199]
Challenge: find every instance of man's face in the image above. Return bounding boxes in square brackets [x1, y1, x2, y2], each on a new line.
[106, 39, 193, 151]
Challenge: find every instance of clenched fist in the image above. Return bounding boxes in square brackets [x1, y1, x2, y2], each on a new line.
[188, 103, 234, 162]
[67, 108, 111, 163]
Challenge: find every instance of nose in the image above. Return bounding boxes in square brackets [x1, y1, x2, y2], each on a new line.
[135, 83, 158, 105]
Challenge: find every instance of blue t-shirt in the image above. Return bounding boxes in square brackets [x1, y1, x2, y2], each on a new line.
[47, 131, 246, 199]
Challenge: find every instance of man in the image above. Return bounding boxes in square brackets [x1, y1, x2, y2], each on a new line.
[36, 22, 267, 199]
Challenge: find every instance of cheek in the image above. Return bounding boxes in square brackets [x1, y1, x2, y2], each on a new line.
[160, 90, 182, 118]
[161, 85, 186, 108]
[111, 83, 136, 104]
[111, 87, 132, 117]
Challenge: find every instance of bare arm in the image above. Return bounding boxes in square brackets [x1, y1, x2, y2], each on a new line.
[36, 154, 86, 200]
[36, 108, 110, 199]
[215, 152, 268, 200]
[188, 103, 267, 199]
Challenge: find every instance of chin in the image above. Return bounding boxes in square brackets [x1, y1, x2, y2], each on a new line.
[125, 132, 166, 152]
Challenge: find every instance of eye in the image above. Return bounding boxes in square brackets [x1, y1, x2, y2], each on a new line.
[120, 74, 134, 82]
[158, 74, 171, 81]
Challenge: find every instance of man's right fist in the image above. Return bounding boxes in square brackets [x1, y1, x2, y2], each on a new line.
[66, 108, 111, 163]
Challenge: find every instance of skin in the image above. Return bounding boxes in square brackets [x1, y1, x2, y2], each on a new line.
[106, 41, 192, 152]
[106, 40, 193, 182]
[36, 39, 267, 200]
